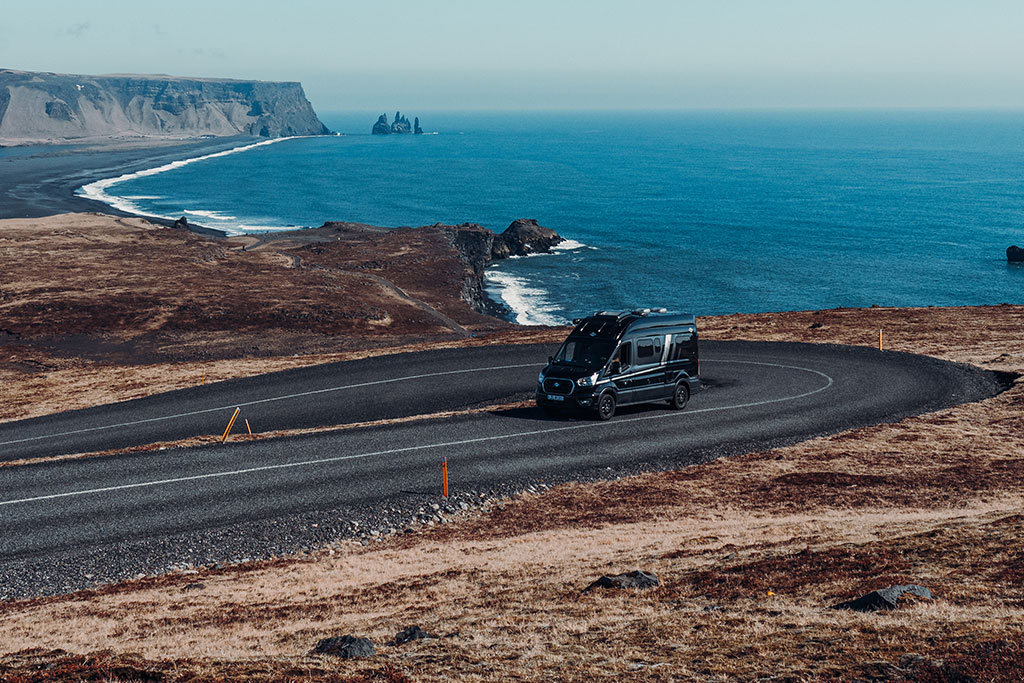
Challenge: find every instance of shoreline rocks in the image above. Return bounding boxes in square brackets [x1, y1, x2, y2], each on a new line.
[440, 218, 564, 317]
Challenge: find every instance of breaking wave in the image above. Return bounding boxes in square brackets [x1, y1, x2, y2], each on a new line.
[75, 137, 298, 234]
[484, 269, 567, 326]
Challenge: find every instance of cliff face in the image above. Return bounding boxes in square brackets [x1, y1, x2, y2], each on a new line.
[0, 69, 330, 143]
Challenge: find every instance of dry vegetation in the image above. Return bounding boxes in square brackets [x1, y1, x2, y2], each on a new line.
[2, 215, 1024, 680]
[2, 305, 1023, 680]
[0, 213, 513, 422]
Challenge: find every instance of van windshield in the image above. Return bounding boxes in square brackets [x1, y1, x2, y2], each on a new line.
[553, 337, 614, 369]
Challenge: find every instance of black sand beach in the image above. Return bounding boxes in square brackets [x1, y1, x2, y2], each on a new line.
[0, 137, 256, 233]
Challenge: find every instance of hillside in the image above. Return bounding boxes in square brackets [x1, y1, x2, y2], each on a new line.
[0, 69, 329, 144]
[1, 305, 1022, 681]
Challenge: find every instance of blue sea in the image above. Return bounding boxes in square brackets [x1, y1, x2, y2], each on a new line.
[79, 110, 1024, 324]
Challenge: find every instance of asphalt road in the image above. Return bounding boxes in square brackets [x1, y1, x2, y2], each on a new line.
[0, 341, 1005, 597]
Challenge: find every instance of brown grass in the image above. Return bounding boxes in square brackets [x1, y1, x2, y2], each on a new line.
[3, 305, 1024, 680]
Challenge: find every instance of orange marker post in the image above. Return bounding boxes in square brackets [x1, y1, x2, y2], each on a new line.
[221, 407, 241, 443]
[442, 458, 449, 498]
[879, 329, 883, 351]
[201, 369, 206, 385]
[245, 418, 252, 436]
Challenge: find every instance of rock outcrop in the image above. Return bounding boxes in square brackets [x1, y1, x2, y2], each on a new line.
[1008, 245, 1024, 263]
[371, 111, 422, 135]
[491, 218, 564, 259]
[0, 69, 330, 143]
[440, 219, 563, 316]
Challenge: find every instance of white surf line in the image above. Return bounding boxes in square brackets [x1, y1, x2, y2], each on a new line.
[0, 360, 832, 508]
[75, 136, 308, 226]
[0, 363, 543, 448]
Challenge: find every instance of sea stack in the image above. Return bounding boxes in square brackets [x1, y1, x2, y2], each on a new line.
[371, 112, 422, 135]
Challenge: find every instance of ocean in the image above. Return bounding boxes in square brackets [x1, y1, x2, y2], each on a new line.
[78, 110, 1024, 324]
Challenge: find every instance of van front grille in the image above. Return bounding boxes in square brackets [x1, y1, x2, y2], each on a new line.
[543, 378, 573, 395]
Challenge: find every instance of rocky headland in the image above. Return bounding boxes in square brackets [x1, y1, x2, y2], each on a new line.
[0, 213, 562, 376]
[0, 69, 330, 144]
[372, 111, 423, 135]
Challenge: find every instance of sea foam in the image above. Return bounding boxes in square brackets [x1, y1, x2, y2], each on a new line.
[76, 137, 298, 234]
[484, 270, 567, 326]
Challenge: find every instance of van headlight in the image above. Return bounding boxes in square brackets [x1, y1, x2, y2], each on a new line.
[538, 369, 547, 383]
[576, 373, 598, 387]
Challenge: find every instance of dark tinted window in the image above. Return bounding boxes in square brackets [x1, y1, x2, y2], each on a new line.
[554, 338, 614, 368]
[636, 338, 656, 362]
[635, 336, 665, 365]
[672, 333, 693, 360]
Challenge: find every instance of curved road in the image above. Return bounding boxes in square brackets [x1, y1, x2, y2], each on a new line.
[0, 341, 1004, 598]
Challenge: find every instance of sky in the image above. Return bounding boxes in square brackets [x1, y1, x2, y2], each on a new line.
[2, 0, 1023, 111]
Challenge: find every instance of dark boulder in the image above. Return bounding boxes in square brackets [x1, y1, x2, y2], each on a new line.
[1008, 245, 1024, 262]
[372, 113, 391, 135]
[491, 218, 563, 259]
[172, 216, 189, 230]
[311, 634, 376, 658]
[394, 625, 438, 645]
[832, 584, 933, 612]
[584, 569, 659, 593]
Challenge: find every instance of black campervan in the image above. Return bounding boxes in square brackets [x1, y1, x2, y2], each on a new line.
[536, 308, 700, 420]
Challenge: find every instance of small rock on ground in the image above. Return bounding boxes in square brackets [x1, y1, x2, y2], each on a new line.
[311, 635, 376, 658]
[394, 625, 439, 645]
[584, 570, 659, 593]
[832, 584, 933, 612]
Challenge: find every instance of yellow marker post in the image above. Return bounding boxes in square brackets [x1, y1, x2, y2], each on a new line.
[879, 329, 883, 351]
[245, 419, 252, 436]
[221, 407, 241, 443]
[442, 458, 449, 498]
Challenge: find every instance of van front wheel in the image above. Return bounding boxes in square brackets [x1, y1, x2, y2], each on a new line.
[595, 392, 616, 421]
[669, 382, 690, 410]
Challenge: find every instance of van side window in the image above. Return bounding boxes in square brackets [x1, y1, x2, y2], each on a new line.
[636, 337, 662, 365]
[617, 342, 631, 367]
[672, 333, 692, 360]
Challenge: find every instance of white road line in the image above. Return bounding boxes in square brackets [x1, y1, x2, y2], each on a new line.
[0, 363, 542, 448]
[0, 360, 832, 508]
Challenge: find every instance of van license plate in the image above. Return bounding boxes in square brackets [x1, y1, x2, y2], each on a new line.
[547, 394, 564, 401]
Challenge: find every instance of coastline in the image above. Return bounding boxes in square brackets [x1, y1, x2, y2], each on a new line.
[75, 137, 303, 234]
[0, 139, 556, 323]
[0, 137, 262, 236]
